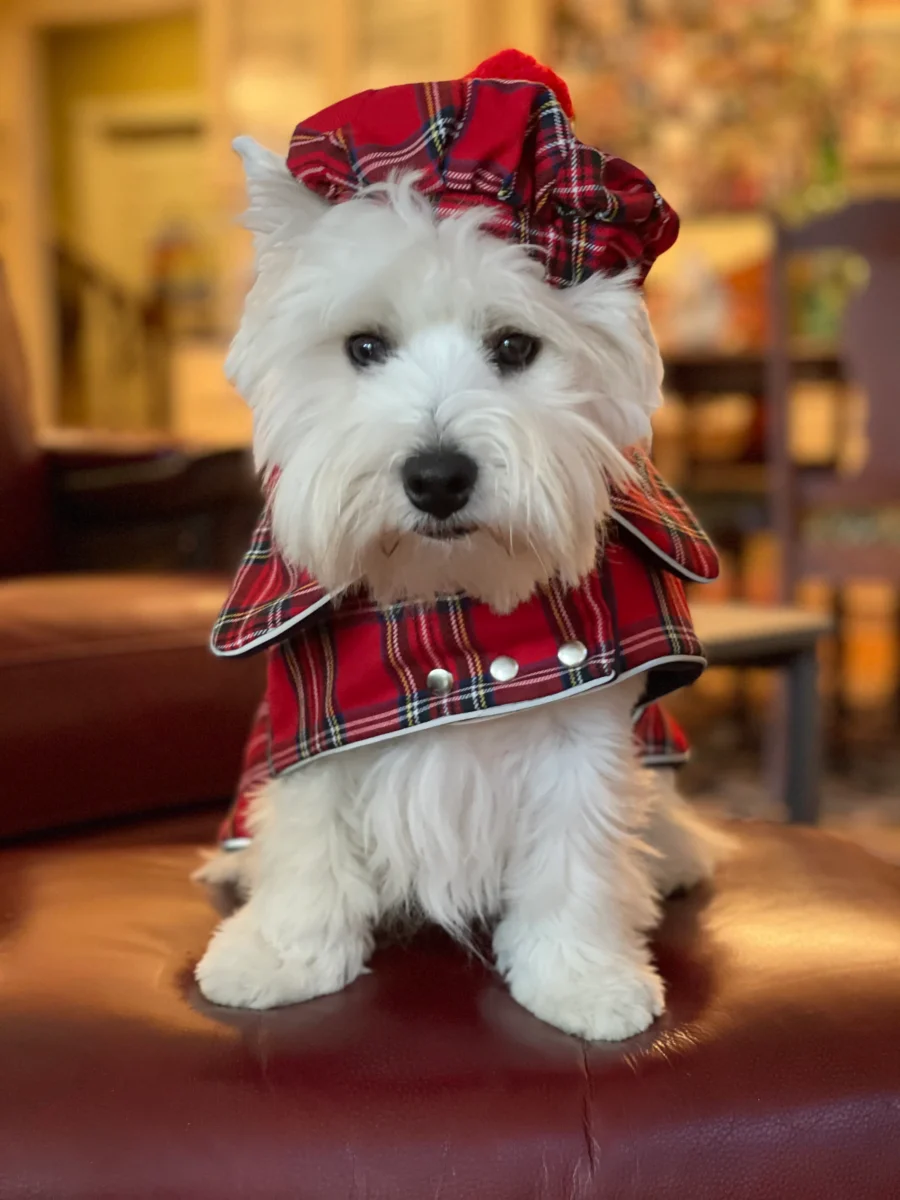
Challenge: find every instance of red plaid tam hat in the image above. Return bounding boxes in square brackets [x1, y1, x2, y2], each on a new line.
[285, 49, 678, 287]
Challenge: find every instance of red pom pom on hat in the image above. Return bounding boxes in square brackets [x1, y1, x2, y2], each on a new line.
[464, 49, 575, 119]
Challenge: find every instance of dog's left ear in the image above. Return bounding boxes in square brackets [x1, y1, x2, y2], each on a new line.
[562, 270, 664, 445]
[233, 135, 327, 247]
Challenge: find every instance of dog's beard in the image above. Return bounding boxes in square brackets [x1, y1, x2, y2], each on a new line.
[362, 529, 584, 612]
[276, 481, 615, 613]
[269, 420, 630, 612]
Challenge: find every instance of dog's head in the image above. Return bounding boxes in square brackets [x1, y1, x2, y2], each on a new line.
[227, 138, 664, 611]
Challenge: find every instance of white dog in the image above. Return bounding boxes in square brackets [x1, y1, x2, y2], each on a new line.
[194, 134, 722, 1042]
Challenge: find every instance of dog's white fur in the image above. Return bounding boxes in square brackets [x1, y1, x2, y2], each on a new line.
[195, 137, 723, 1040]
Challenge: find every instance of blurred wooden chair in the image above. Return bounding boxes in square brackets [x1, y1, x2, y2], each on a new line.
[766, 198, 900, 782]
[683, 200, 900, 823]
[768, 197, 900, 591]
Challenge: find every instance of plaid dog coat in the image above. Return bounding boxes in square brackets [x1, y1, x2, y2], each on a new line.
[214, 450, 716, 847]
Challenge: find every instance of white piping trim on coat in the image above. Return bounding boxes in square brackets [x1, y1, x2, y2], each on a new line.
[610, 512, 717, 584]
[640, 753, 690, 767]
[263, 653, 705, 778]
[210, 590, 336, 657]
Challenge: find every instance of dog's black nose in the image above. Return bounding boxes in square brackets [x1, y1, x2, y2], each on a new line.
[402, 450, 478, 520]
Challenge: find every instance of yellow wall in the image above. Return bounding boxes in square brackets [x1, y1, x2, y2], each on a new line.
[45, 11, 200, 238]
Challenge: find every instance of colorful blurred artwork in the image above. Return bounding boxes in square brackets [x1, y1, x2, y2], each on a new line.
[842, 22, 900, 178]
[551, 0, 897, 216]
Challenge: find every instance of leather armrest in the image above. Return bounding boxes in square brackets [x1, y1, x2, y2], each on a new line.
[43, 430, 258, 520]
[39, 427, 195, 461]
[41, 430, 260, 572]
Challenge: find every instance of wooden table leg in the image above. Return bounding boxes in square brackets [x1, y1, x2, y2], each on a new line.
[784, 646, 822, 824]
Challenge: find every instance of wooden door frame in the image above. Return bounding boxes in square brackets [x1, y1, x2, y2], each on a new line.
[70, 89, 207, 279]
[0, 0, 210, 427]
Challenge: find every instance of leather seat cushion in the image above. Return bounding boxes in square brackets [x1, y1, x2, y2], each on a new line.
[1, 814, 899, 1198]
[0, 575, 262, 838]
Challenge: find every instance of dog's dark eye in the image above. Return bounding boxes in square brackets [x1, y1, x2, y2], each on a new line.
[346, 332, 391, 368]
[488, 330, 541, 374]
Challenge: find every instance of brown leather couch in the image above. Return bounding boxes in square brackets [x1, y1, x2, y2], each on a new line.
[0, 262, 263, 839]
[1, 811, 899, 1198]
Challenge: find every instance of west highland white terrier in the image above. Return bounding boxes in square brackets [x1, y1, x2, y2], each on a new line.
[194, 52, 724, 1041]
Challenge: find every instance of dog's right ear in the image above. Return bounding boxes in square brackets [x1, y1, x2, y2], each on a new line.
[233, 135, 326, 242]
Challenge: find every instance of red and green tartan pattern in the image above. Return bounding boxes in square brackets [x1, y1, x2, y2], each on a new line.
[257, 534, 704, 773]
[220, 698, 690, 845]
[286, 75, 678, 287]
[612, 449, 720, 582]
[634, 701, 691, 767]
[210, 499, 330, 659]
[223, 697, 271, 842]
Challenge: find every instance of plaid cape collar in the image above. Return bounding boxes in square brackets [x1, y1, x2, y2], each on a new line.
[211, 449, 718, 659]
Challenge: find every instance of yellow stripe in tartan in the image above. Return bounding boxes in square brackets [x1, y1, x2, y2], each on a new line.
[318, 622, 343, 747]
[383, 608, 419, 725]
[541, 577, 579, 648]
[447, 595, 489, 710]
[217, 585, 321, 628]
[283, 641, 311, 757]
[534, 97, 562, 215]
[423, 82, 445, 159]
[650, 571, 681, 652]
[573, 214, 588, 283]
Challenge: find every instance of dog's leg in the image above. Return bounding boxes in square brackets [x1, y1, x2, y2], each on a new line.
[195, 764, 377, 1009]
[493, 685, 664, 1041]
[644, 769, 730, 897]
[192, 844, 254, 916]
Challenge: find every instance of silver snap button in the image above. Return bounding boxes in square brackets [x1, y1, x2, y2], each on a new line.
[557, 640, 588, 667]
[427, 667, 454, 695]
[489, 655, 519, 683]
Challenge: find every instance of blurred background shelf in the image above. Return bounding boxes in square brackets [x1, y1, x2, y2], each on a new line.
[682, 463, 769, 497]
[664, 351, 843, 397]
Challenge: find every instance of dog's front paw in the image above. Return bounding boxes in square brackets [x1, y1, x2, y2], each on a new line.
[195, 907, 367, 1009]
[650, 837, 717, 898]
[496, 925, 664, 1041]
[509, 961, 664, 1041]
[647, 811, 732, 899]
